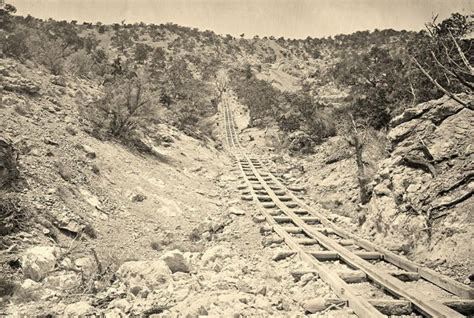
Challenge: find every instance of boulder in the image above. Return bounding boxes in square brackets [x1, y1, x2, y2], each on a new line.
[421, 97, 464, 124]
[51, 75, 67, 87]
[108, 298, 131, 314]
[63, 301, 95, 317]
[272, 250, 296, 261]
[159, 250, 190, 273]
[302, 298, 345, 313]
[21, 246, 60, 281]
[103, 308, 127, 318]
[116, 260, 172, 297]
[14, 279, 44, 302]
[75, 256, 98, 276]
[44, 271, 80, 290]
[201, 245, 232, 265]
[80, 144, 96, 159]
[229, 206, 245, 216]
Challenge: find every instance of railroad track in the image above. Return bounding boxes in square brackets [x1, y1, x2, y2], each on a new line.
[222, 97, 474, 317]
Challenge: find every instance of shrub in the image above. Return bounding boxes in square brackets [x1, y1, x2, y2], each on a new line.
[0, 27, 30, 61]
[28, 34, 67, 75]
[0, 193, 30, 239]
[82, 75, 158, 139]
[67, 49, 94, 77]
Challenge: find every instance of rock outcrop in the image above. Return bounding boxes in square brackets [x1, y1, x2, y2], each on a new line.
[361, 95, 473, 278]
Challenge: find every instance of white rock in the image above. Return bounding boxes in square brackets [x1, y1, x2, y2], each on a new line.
[75, 256, 97, 276]
[159, 250, 190, 273]
[21, 246, 60, 281]
[302, 298, 328, 313]
[14, 279, 44, 302]
[201, 245, 232, 265]
[108, 298, 131, 313]
[116, 260, 172, 297]
[81, 144, 96, 159]
[103, 308, 126, 318]
[44, 271, 79, 290]
[229, 206, 245, 216]
[64, 301, 94, 316]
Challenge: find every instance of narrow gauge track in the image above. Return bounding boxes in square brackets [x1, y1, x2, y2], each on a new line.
[222, 98, 474, 317]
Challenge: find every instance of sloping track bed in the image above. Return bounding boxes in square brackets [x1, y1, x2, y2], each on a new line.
[222, 98, 474, 317]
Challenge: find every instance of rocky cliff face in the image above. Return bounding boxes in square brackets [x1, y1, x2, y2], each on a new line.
[361, 95, 473, 280]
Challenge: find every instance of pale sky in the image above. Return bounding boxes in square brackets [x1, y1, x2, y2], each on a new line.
[10, 0, 473, 39]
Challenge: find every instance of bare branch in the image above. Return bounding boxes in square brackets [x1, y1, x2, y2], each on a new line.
[448, 29, 473, 74]
[431, 51, 474, 90]
[411, 56, 467, 106]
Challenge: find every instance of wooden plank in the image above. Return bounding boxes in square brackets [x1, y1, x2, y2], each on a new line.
[355, 252, 384, 260]
[281, 226, 303, 234]
[301, 216, 320, 223]
[441, 298, 474, 315]
[338, 239, 355, 246]
[273, 216, 292, 222]
[290, 270, 319, 281]
[310, 251, 339, 260]
[368, 299, 412, 315]
[257, 195, 272, 202]
[293, 209, 309, 215]
[309, 251, 382, 261]
[419, 267, 474, 299]
[294, 238, 319, 245]
[388, 270, 420, 282]
[338, 270, 367, 283]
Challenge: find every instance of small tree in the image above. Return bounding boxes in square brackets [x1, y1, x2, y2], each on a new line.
[341, 112, 371, 204]
[134, 43, 152, 64]
[0, 2, 17, 31]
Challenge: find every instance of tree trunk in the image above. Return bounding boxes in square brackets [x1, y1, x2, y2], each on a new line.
[349, 114, 371, 204]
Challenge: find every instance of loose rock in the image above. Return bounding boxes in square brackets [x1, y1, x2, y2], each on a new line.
[159, 249, 190, 273]
[21, 246, 60, 281]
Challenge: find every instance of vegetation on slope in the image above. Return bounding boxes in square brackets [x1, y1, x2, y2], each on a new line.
[2, 4, 470, 204]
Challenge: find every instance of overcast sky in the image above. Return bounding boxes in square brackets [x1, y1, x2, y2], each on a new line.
[11, 0, 473, 38]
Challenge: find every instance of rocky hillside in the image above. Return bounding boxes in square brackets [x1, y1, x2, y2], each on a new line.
[361, 95, 473, 281]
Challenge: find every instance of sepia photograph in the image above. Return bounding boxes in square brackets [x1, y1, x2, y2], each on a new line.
[0, 0, 473, 316]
